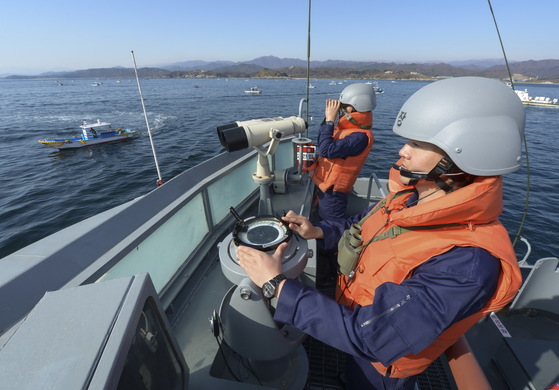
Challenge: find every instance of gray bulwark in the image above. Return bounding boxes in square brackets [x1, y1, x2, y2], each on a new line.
[0, 273, 188, 390]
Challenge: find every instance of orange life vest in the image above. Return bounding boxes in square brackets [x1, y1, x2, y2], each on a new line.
[337, 175, 522, 378]
[312, 111, 374, 193]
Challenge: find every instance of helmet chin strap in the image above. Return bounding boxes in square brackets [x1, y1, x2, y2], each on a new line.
[339, 107, 371, 130]
[392, 158, 457, 193]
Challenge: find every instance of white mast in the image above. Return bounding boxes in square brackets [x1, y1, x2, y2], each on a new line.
[131, 50, 164, 186]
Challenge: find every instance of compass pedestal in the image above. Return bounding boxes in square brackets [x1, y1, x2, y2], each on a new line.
[215, 233, 311, 389]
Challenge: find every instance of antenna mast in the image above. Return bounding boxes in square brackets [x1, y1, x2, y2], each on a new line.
[131, 50, 164, 187]
[304, 0, 311, 137]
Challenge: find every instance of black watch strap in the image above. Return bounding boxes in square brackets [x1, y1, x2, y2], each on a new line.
[271, 273, 287, 285]
[262, 274, 287, 299]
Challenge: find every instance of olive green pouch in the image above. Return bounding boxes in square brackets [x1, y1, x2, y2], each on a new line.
[337, 224, 364, 276]
[335, 193, 398, 277]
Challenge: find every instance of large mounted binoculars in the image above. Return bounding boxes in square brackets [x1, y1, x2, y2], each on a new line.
[217, 116, 307, 152]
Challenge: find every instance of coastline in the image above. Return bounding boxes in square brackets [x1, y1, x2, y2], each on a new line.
[3, 57, 559, 84]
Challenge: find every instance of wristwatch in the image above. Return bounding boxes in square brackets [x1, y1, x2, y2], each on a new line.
[325, 120, 334, 126]
[262, 274, 287, 299]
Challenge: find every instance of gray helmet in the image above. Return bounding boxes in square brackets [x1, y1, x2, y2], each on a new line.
[339, 83, 377, 112]
[393, 77, 525, 176]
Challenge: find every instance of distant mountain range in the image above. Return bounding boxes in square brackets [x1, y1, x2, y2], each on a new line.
[158, 56, 513, 72]
[4, 56, 559, 82]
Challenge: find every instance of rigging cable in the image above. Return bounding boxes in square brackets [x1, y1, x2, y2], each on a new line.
[131, 50, 165, 187]
[304, 0, 312, 137]
[487, 0, 530, 249]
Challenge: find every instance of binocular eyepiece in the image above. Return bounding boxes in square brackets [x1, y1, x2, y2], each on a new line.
[217, 116, 307, 152]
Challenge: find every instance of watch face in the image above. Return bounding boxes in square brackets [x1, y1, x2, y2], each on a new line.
[262, 281, 275, 299]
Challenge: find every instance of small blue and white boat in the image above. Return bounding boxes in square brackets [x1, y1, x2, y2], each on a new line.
[38, 119, 137, 149]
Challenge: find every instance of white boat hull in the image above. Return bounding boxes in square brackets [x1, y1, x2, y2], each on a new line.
[515, 89, 559, 108]
[38, 130, 136, 149]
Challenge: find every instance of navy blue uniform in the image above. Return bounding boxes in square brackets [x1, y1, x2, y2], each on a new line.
[274, 197, 501, 388]
[315, 121, 369, 221]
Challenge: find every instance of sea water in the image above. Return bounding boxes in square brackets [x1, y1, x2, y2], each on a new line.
[0, 78, 558, 262]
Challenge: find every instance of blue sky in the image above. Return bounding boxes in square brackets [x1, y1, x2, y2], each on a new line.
[1, 0, 557, 75]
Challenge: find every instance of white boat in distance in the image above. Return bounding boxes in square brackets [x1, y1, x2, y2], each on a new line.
[366, 81, 385, 94]
[515, 88, 559, 107]
[244, 86, 262, 94]
[38, 119, 137, 149]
